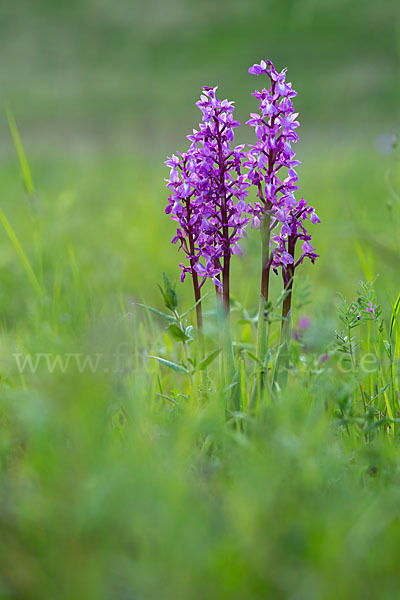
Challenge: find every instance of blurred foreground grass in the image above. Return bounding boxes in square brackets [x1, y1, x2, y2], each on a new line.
[3, 375, 400, 599]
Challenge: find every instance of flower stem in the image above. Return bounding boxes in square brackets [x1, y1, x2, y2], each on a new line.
[281, 236, 295, 334]
[281, 280, 293, 331]
[222, 253, 231, 314]
[252, 212, 271, 407]
[187, 224, 203, 331]
[347, 321, 367, 413]
[190, 263, 203, 330]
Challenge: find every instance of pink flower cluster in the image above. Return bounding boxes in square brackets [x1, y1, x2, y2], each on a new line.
[165, 61, 320, 293]
[246, 60, 320, 275]
[165, 87, 249, 288]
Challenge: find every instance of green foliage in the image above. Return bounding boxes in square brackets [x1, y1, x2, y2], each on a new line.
[158, 272, 179, 312]
[148, 354, 189, 374]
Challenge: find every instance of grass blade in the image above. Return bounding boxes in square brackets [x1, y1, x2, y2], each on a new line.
[355, 241, 374, 281]
[0, 208, 43, 298]
[196, 348, 221, 371]
[389, 291, 400, 338]
[6, 109, 35, 200]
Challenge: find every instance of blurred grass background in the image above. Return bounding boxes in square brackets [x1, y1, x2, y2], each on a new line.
[1, 2, 400, 598]
[0, 0, 399, 318]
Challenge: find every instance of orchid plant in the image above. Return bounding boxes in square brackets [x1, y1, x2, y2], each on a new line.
[165, 86, 249, 325]
[165, 60, 319, 391]
[246, 60, 319, 331]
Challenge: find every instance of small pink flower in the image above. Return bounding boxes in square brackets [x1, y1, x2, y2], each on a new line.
[298, 316, 311, 331]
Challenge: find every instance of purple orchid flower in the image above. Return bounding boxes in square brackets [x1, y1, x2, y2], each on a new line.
[246, 59, 320, 324]
[166, 86, 250, 318]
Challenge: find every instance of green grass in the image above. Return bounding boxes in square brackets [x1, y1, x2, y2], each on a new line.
[0, 0, 400, 597]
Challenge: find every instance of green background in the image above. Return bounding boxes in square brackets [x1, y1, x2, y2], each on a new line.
[1, 0, 399, 316]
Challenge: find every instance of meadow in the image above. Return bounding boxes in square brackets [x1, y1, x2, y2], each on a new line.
[0, 1, 400, 598]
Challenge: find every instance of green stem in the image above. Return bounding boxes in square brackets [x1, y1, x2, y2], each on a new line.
[182, 340, 194, 387]
[348, 321, 367, 413]
[174, 310, 194, 386]
[215, 297, 236, 411]
[281, 235, 295, 336]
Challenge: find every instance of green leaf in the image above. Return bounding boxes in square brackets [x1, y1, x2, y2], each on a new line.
[196, 348, 221, 371]
[180, 292, 210, 318]
[136, 303, 175, 322]
[185, 325, 194, 341]
[168, 323, 190, 342]
[246, 351, 262, 365]
[230, 358, 243, 412]
[272, 341, 289, 391]
[156, 393, 179, 406]
[148, 356, 188, 374]
[158, 272, 178, 311]
[232, 341, 255, 350]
